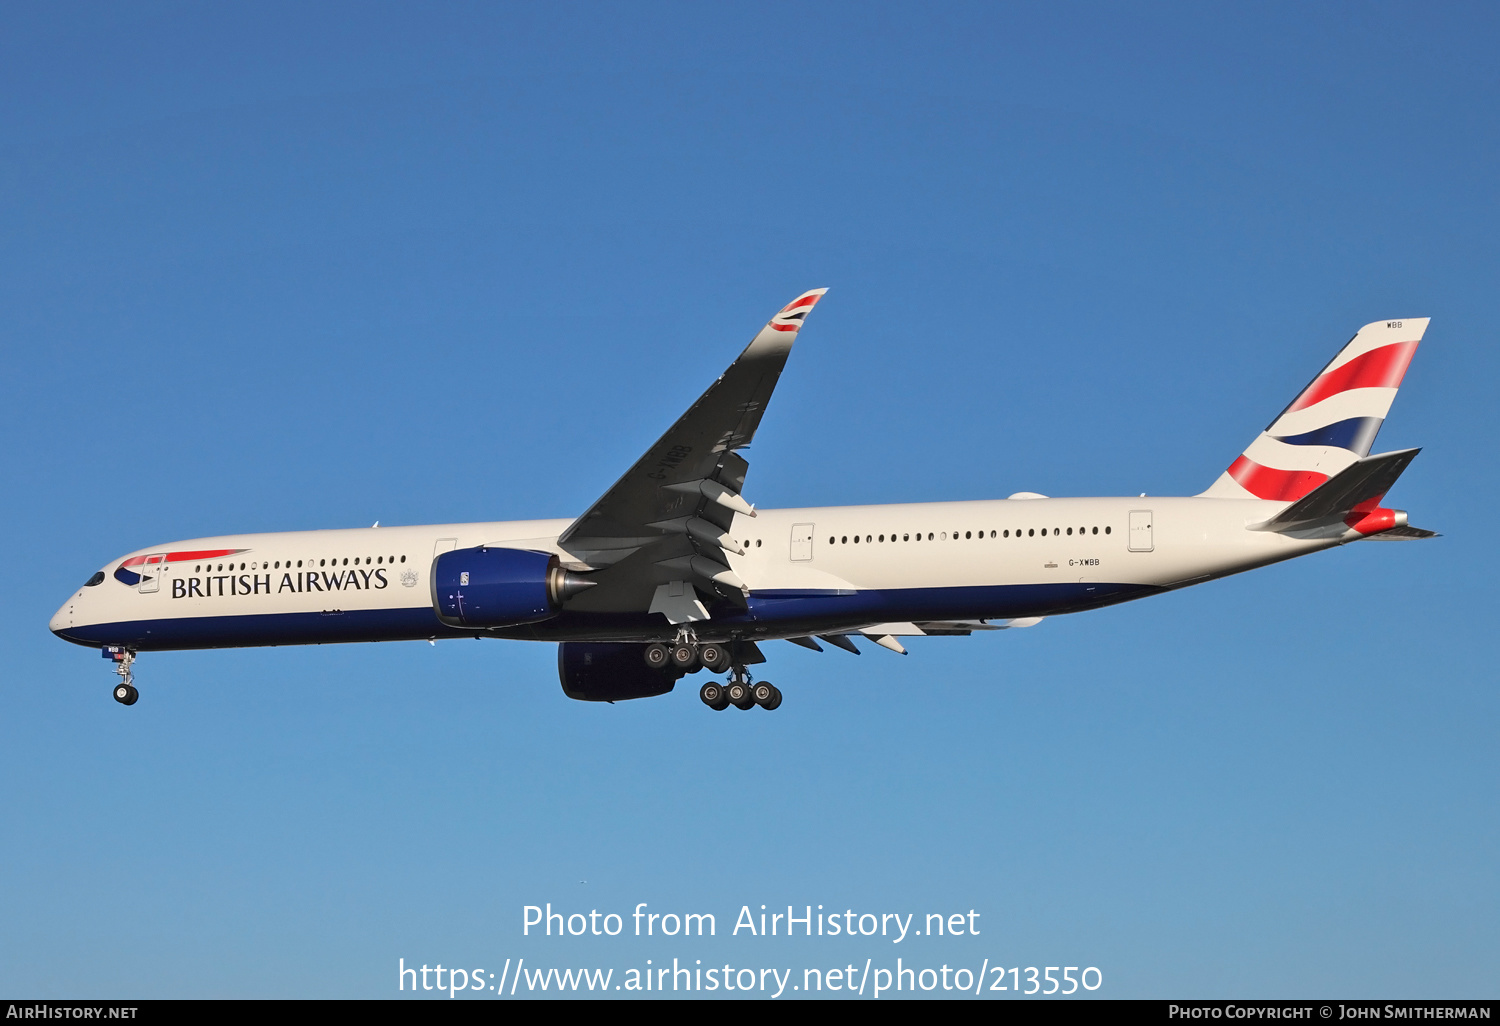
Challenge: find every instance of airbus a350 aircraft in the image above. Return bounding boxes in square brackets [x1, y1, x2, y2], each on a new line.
[51, 291, 1434, 711]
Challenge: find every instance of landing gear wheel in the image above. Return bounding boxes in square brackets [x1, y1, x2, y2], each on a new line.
[752, 682, 781, 710]
[114, 684, 138, 706]
[699, 644, 730, 673]
[670, 643, 700, 672]
[699, 681, 730, 711]
[726, 681, 755, 710]
[643, 643, 670, 671]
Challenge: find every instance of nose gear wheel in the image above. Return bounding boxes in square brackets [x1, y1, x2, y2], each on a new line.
[109, 649, 139, 706]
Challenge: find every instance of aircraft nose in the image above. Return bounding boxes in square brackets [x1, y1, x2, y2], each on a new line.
[50, 598, 73, 637]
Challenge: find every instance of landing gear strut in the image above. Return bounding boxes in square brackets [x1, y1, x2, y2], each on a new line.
[108, 648, 139, 706]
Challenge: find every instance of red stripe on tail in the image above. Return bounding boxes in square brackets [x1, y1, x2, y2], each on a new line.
[1287, 341, 1418, 413]
[1227, 455, 1330, 501]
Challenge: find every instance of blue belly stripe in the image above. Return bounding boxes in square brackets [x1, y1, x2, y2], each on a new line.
[54, 581, 1159, 650]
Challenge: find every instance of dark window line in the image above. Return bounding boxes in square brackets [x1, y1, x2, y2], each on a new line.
[824, 525, 1111, 546]
[193, 554, 411, 573]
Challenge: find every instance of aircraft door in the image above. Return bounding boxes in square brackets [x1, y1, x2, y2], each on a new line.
[1128, 510, 1154, 552]
[138, 553, 166, 593]
[790, 523, 815, 561]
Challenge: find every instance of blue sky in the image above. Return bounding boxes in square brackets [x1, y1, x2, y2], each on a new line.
[2, 2, 1495, 998]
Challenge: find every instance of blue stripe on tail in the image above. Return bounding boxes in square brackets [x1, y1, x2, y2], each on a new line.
[1273, 416, 1383, 456]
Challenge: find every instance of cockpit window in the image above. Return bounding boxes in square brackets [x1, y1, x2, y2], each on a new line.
[84, 571, 105, 587]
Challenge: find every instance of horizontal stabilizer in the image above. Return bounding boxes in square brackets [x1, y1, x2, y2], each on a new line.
[1362, 524, 1440, 540]
[1252, 448, 1420, 531]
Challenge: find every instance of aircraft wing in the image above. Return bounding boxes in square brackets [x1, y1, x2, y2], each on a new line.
[558, 289, 828, 615]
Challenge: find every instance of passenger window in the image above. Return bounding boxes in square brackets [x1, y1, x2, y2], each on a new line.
[903, 534, 909, 541]
[1105, 526, 1111, 534]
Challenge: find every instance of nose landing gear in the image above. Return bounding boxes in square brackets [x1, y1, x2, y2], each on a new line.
[105, 647, 139, 706]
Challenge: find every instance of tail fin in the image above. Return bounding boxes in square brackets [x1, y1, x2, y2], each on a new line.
[1200, 318, 1429, 499]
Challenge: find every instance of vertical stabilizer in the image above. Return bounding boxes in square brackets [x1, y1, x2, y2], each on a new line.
[1199, 318, 1428, 499]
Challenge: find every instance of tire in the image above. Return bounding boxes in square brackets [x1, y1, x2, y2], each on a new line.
[699, 644, 729, 672]
[643, 643, 670, 671]
[699, 681, 729, 711]
[752, 682, 774, 705]
[114, 684, 132, 705]
[727, 681, 755, 710]
[670, 643, 699, 671]
[761, 684, 782, 711]
[124, 686, 139, 706]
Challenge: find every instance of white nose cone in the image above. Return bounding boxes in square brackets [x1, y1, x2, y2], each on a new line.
[50, 598, 73, 635]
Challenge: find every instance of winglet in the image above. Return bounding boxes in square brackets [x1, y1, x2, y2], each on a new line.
[742, 289, 829, 359]
[769, 288, 829, 332]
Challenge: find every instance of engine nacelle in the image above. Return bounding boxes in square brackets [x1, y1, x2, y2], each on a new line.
[558, 643, 678, 702]
[432, 546, 593, 629]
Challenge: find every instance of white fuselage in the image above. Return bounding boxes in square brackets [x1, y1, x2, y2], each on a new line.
[51, 494, 1345, 652]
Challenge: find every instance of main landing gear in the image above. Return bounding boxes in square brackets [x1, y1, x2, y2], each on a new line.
[107, 647, 139, 706]
[644, 637, 731, 675]
[645, 632, 781, 711]
[699, 670, 781, 712]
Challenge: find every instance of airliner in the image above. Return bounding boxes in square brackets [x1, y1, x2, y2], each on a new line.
[50, 291, 1434, 711]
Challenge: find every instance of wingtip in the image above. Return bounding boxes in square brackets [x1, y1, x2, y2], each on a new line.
[765, 289, 830, 333]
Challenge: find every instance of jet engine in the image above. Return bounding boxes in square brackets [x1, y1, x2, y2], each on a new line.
[558, 642, 679, 702]
[432, 546, 594, 629]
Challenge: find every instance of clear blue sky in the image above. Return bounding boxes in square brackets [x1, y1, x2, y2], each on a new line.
[2, 1, 1495, 999]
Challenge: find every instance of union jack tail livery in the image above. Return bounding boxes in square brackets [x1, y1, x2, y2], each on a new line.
[1200, 318, 1429, 502]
